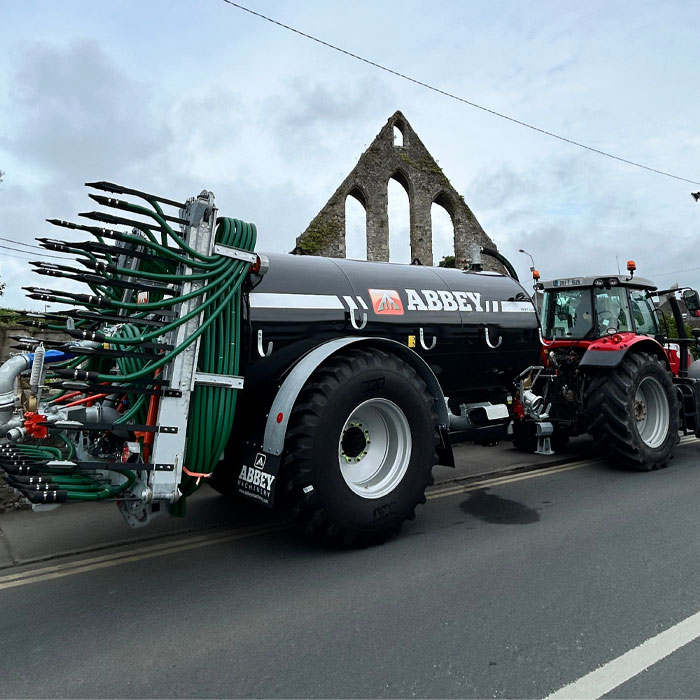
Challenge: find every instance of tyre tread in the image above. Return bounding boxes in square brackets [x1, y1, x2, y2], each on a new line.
[282, 348, 439, 547]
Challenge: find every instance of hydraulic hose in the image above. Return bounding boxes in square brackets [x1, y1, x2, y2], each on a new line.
[27, 193, 257, 508]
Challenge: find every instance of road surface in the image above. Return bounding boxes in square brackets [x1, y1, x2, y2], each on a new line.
[1, 441, 699, 698]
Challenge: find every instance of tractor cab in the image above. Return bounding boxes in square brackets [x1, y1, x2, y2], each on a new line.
[538, 274, 659, 343]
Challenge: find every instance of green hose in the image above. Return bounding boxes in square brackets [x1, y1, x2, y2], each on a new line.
[38, 196, 257, 508]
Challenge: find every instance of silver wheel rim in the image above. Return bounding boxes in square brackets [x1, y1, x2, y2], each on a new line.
[634, 376, 669, 448]
[338, 398, 412, 499]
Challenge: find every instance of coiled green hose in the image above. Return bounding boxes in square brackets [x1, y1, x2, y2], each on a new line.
[20, 194, 257, 506]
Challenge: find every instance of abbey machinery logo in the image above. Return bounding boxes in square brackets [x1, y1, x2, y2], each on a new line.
[369, 289, 404, 315]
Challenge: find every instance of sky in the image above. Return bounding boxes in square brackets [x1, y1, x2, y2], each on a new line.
[0, 0, 698, 312]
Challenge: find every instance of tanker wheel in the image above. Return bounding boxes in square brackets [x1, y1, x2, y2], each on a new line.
[585, 351, 679, 470]
[281, 348, 439, 547]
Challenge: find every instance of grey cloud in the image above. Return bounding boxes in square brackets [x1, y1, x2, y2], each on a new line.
[3, 40, 171, 180]
[268, 76, 394, 156]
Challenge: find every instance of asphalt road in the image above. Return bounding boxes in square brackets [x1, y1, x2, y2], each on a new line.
[1, 443, 700, 698]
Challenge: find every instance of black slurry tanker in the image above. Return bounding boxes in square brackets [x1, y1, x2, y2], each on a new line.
[0, 182, 544, 546]
[4, 182, 699, 547]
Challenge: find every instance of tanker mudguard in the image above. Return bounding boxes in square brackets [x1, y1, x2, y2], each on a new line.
[261, 336, 451, 457]
[236, 336, 455, 507]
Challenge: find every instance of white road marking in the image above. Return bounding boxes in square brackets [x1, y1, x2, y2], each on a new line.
[545, 609, 700, 699]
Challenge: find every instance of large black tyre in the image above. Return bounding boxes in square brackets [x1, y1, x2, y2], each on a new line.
[585, 351, 679, 470]
[281, 348, 439, 547]
[208, 462, 241, 498]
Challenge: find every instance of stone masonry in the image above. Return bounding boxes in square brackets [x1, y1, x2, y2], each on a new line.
[296, 110, 502, 270]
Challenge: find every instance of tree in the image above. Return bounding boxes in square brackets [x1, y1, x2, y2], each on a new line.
[659, 313, 699, 359]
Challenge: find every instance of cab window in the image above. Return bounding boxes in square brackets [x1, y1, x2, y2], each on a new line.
[629, 290, 659, 335]
[541, 289, 593, 339]
[592, 287, 630, 334]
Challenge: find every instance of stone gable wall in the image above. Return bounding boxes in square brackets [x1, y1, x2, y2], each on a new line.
[296, 110, 503, 272]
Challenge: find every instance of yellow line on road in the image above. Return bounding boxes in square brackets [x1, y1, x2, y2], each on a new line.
[427, 459, 597, 500]
[0, 523, 288, 591]
[5, 438, 698, 590]
[3, 461, 588, 590]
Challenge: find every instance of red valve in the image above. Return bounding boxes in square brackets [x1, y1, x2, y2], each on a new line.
[23, 412, 48, 439]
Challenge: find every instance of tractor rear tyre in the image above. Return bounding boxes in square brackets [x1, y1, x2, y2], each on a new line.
[585, 351, 679, 470]
[281, 348, 439, 547]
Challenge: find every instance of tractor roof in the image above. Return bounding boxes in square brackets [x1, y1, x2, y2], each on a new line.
[538, 274, 656, 291]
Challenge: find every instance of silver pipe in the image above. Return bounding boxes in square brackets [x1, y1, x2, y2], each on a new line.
[0, 355, 30, 431]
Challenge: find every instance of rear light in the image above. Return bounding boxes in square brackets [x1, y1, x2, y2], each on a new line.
[248, 254, 269, 277]
[612, 334, 623, 344]
[512, 398, 525, 419]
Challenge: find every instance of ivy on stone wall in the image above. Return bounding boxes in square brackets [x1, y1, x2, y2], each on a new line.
[298, 217, 342, 255]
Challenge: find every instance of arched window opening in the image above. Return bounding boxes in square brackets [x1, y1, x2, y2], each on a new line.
[393, 123, 405, 147]
[345, 192, 367, 260]
[431, 200, 455, 266]
[388, 176, 410, 263]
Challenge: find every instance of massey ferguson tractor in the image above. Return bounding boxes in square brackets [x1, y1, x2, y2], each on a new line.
[511, 265, 700, 470]
[0, 182, 547, 547]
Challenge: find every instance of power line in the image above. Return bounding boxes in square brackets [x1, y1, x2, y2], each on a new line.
[652, 266, 700, 278]
[0, 235, 48, 251]
[220, 0, 700, 187]
[0, 235, 70, 260]
[0, 245, 66, 262]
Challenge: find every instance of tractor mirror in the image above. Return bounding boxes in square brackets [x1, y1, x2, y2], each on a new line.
[682, 289, 700, 314]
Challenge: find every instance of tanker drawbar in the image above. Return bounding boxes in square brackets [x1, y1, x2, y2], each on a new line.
[0, 182, 542, 546]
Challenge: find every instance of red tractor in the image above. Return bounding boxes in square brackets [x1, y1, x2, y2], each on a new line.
[512, 263, 700, 470]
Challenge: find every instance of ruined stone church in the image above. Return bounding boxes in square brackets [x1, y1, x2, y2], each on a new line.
[295, 110, 500, 270]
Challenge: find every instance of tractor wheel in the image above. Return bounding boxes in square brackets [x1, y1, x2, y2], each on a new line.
[585, 351, 679, 470]
[281, 348, 439, 547]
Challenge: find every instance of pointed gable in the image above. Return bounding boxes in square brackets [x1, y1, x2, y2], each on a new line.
[296, 111, 501, 270]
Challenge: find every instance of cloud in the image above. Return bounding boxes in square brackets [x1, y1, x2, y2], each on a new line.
[268, 76, 395, 164]
[3, 40, 172, 182]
